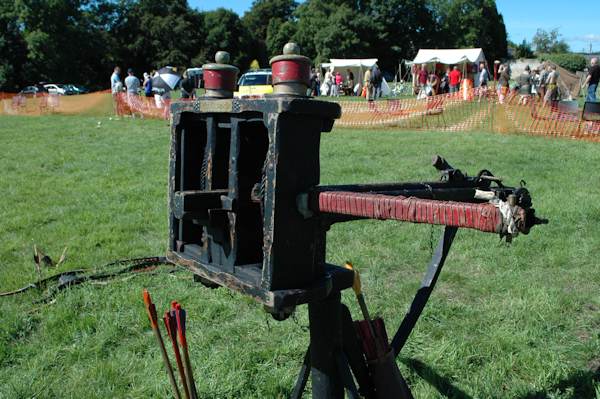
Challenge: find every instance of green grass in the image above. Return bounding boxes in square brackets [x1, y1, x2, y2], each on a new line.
[1, 115, 599, 398]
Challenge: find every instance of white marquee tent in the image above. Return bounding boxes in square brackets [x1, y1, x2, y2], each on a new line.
[321, 58, 378, 84]
[408, 48, 485, 65]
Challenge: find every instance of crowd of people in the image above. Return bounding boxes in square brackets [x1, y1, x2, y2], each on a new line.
[109, 57, 600, 119]
[309, 64, 384, 101]
[414, 61, 570, 106]
[110, 66, 198, 118]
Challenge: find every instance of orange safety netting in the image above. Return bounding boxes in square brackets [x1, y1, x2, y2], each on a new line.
[335, 89, 600, 142]
[2, 89, 599, 142]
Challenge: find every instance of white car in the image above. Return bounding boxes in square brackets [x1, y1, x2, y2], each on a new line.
[43, 84, 67, 95]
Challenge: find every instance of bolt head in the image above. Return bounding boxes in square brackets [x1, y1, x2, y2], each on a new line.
[283, 42, 300, 55]
[215, 51, 230, 64]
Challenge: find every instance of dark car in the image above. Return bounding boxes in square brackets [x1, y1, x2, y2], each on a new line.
[18, 85, 48, 98]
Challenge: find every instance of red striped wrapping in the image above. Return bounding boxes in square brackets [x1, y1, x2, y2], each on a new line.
[317, 191, 502, 233]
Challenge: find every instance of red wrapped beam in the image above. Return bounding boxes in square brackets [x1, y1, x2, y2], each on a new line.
[317, 191, 502, 233]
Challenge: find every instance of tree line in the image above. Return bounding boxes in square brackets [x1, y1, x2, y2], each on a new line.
[0, 0, 509, 91]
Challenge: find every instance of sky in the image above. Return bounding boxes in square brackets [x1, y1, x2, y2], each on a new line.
[189, 0, 600, 54]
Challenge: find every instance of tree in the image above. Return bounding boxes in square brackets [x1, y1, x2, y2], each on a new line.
[242, 0, 297, 42]
[532, 28, 569, 54]
[366, 0, 439, 72]
[242, 0, 297, 66]
[195, 8, 252, 69]
[15, 0, 113, 88]
[113, 0, 206, 75]
[294, 0, 370, 65]
[432, 0, 508, 63]
[0, 1, 27, 90]
[266, 19, 297, 60]
[514, 39, 534, 59]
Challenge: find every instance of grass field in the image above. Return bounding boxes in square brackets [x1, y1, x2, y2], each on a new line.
[0, 115, 599, 398]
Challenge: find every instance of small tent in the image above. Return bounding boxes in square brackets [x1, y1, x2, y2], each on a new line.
[321, 58, 378, 85]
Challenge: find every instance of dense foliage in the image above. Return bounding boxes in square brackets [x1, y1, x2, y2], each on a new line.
[532, 28, 570, 54]
[511, 40, 535, 59]
[539, 53, 588, 73]
[0, 0, 509, 91]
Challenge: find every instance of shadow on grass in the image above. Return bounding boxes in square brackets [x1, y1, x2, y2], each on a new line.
[401, 357, 473, 399]
[517, 367, 600, 399]
[402, 357, 600, 399]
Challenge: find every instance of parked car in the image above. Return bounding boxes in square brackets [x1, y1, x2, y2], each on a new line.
[43, 84, 76, 95]
[18, 85, 48, 97]
[64, 84, 89, 94]
[234, 69, 273, 97]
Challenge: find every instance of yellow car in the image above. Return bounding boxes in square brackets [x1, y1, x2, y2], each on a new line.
[234, 69, 273, 97]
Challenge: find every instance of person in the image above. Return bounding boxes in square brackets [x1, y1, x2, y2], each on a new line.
[309, 69, 318, 96]
[538, 63, 549, 99]
[517, 65, 532, 105]
[323, 69, 333, 96]
[417, 64, 428, 95]
[531, 68, 540, 98]
[143, 72, 153, 98]
[497, 64, 510, 104]
[543, 64, 559, 107]
[110, 66, 122, 116]
[477, 62, 489, 102]
[334, 71, 343, 96]
[364, 67, 372, 101]
[124, 68, 141, 117]
[584, 57, 599, 102]
[439, 67, 450, 94]
[347, 69, 354, 95]
[154, 88, 171, 119]
[370, 64, 383, 99]
[180, 70, 196, 99]
[125, 68, 140, 95]
[315, 70, 321, 96]
[448, 65, 462, 93]
[427, 72, 439, 96]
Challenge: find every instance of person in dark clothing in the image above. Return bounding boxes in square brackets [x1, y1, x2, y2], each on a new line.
[180, 70, 196, 99]
[370, 64, 383, 99]
[143, 72, 153, 98]
[585, 57, 599, 102]
[309, 68, 320, 96]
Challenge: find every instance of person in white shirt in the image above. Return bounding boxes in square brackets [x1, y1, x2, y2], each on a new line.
[477, 62, 489, 102]
[110, 66, 122, 116]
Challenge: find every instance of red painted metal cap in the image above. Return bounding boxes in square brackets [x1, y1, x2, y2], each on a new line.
[269, 43, 311, 95]
[202, 51, 239, 98]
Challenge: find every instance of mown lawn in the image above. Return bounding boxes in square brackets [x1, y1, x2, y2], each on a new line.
[0, 115, 599, 398]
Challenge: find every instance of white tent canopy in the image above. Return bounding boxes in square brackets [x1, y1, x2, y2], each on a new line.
[326, 58, 378, 69]
[320, 58, 379, 92]
[409, 48, 485, 65]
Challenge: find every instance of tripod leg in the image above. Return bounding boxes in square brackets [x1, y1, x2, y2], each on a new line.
[335, 352, 361, 399]
[290, 347, 311, 399]
[309, 290, 344, 399]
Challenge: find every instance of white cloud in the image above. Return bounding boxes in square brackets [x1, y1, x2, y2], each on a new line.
[569, 34, 600, 42]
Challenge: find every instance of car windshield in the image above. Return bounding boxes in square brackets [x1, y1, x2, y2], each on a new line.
[239, 74, 271, 86]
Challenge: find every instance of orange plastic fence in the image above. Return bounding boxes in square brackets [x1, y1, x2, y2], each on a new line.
[335, 89, 600, 142]
[2, 89, 599, 142]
